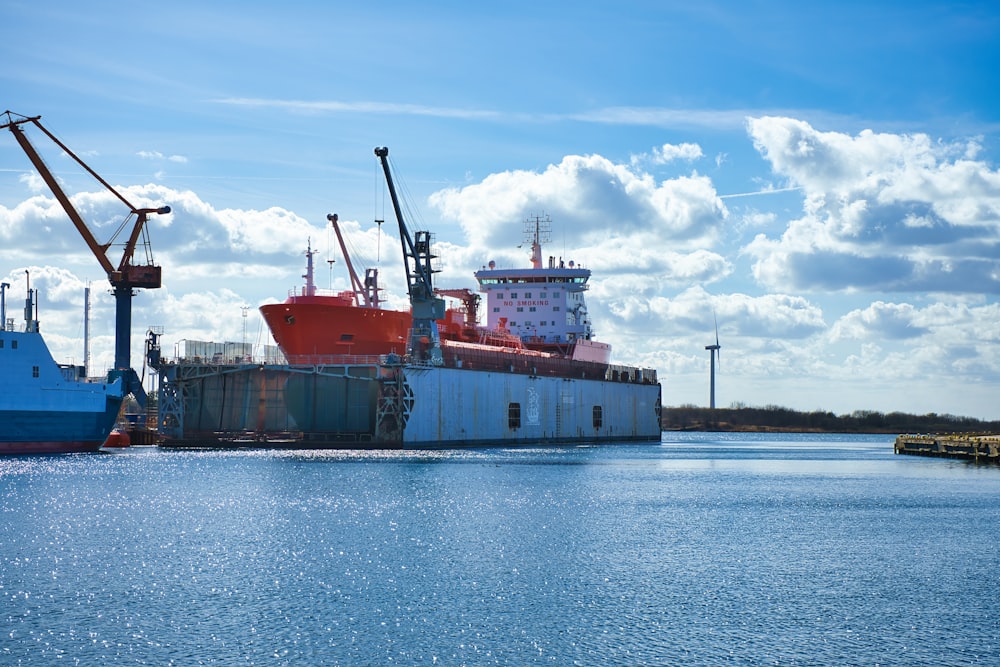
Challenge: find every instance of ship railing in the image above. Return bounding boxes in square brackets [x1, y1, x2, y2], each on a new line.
[424, 345, 658, 384]
[288, 286, 359, 299]
[283, 353, 385, 367]
[606, 364, 658, 385]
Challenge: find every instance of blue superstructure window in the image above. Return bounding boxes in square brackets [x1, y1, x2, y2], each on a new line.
[32, 366, 39, 378]
[593, 405, 603, 429]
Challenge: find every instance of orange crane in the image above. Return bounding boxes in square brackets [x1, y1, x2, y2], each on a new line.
[1, 111, 170, 404]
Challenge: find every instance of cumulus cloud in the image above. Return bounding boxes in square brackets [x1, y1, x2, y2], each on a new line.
[429, 152, 729, 258]
[831, 301, 928, 340]
[632, 142, 705, 167]
[828, 300, 1000, 384]
[643, 285, 825, 338]
[652, 142, 704, 163]
[744, 116, 1000, 293]
[18, 171, 48, 193]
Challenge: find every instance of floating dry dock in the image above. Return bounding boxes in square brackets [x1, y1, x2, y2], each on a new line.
[894, 434, 1000, 463]
[150, 339, 661, 448]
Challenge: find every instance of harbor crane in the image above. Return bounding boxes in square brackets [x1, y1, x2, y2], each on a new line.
[1, 111, 170, 405]
[374, 146, 445, 364]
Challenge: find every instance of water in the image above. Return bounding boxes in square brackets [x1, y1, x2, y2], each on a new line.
[1, 433, 997, 665]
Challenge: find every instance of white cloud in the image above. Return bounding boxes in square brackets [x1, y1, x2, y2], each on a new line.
[18, 171, 48, 193]
[653, 142, 704, 163]
[429, 152, 729, 257]
[744, 116, 1000, 293]
[138, 150, 188, 163]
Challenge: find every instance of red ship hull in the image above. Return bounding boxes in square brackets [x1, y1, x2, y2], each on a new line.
[260, 298, 412, 359]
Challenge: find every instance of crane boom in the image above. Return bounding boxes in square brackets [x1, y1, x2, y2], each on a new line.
[6, 117, 117, 276]
[327, 213, 380, 308]
[374, 146, 444, 364]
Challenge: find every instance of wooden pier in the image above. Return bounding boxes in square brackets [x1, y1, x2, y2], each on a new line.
[894, 434, 1000, 463]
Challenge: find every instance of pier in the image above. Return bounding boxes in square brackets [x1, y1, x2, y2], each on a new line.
[894, 434, 1000, 463]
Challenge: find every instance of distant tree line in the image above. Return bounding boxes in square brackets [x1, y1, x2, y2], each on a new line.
[662, 403, 1000, 434]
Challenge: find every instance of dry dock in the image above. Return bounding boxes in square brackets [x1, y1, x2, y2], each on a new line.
[894, 434, 1000, 463]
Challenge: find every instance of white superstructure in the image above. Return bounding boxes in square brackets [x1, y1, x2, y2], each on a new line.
[474, 215, 609, 362]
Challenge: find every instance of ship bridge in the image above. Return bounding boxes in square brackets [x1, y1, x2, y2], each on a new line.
[475, 256, 594, 348]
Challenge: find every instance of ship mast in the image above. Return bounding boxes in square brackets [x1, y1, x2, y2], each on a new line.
[303, 239, 317, 297]
[524, 214, 551, 269]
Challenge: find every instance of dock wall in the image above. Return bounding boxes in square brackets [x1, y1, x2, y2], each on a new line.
[894, 434, 1000, 463]
[154, 355, 661, 448]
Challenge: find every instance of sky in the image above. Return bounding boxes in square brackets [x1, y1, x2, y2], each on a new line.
[1, 1, 998, 419]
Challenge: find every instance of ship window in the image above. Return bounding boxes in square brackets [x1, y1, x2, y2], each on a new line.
[340, 334, 354, 341]
[529, 306, 536, 312]
[508, 402, 521, 429]
[516, 307, 523, 312]
[493, 307, 500, 313]
[11, 340, 17, 349]
[553, 306, 560, 312]
[32, 365, 39, 378]
[540, 292, 547, 298]
[497, 293, 504, 299]
[593, 405, 603, 429]
[510, 292, 517, 299]
[541, 321, 548, 326]
[0, 339, 4, 348]
[524, 292, 531, 298]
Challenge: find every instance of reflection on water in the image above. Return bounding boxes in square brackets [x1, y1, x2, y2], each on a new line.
[1, 434, 997, 665]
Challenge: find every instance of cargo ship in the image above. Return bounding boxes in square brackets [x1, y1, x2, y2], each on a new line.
[372, 207, 661, 446]
[260, 214, 411, 359]
[249, 147, 661, 447]
[0, 280, 124, 454]
[260, 215, 479, 361]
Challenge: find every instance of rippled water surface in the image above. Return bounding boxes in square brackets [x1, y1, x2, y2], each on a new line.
[1, 433, 998, 665]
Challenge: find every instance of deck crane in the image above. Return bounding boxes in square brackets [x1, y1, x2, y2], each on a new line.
[374, 146, 445, 364]
[1, 111, 170, 406]
[326, 212, 381, 308]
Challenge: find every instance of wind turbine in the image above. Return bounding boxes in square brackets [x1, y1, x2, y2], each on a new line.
[705, 314, 721, 409]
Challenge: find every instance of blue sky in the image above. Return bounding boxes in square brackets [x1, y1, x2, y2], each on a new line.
[2, 1, 998, 419]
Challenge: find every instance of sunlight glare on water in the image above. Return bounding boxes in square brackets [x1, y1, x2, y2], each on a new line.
[0, 434, 997, 665]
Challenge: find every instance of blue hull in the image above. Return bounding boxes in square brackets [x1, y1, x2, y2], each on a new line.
[0, 402, 123, 454]
[1, 328, 124, 455]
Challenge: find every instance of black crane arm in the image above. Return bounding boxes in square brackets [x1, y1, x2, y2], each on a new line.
[374, 146, 444, 362]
